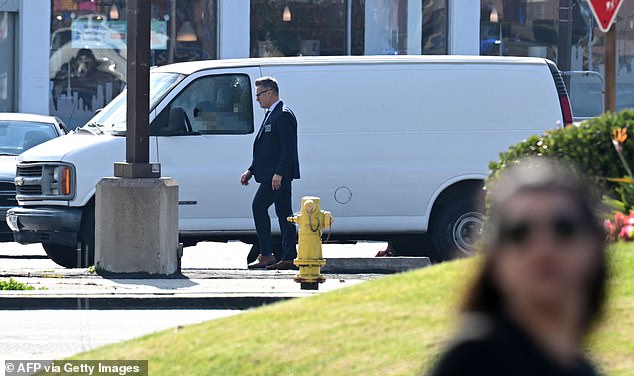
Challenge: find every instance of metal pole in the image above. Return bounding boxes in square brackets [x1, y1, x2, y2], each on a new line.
[169, 0, 176, 64]
[588, 17, 593, 71]
[345, 0, 352, 55]
[557, 0, 573, 88]
[605, 23, 617, 113]
[498, 23, 502, 56]
[114, 0, 159, 178]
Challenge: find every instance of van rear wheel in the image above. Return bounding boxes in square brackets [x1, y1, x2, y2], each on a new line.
[389, 234, 440, 262]
[431, 198, 484, 261]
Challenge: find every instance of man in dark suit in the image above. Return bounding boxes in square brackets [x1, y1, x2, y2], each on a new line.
[241, 77, 300, 270]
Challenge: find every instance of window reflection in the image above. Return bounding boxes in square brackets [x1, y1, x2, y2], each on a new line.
[151, 74, 254, 136]
[0, 12, 15, 112]
[480, 0, 634, 114]
[50, 0, 217, 129]
[250, 0, 446, 57]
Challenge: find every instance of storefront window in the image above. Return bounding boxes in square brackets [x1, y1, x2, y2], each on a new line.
[481, 0, 559, 59]
[250, 0, 446, 57]
[0, 11, 15, 112]
[50, 0, 217, 128]
[480, 0, 634, 115]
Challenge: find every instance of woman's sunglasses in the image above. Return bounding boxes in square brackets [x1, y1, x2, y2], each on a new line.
[497, 215, 587, 246]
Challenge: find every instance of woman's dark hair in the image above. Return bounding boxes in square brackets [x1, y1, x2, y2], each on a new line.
[462, 157, 607, 332]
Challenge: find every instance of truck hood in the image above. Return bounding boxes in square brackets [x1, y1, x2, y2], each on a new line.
[0, 155, 17, 181]
[17, 132, 119, 163]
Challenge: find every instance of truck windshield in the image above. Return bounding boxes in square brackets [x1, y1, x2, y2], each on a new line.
[84, 72, 185, 134]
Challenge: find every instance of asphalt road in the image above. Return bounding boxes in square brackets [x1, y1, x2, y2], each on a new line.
[0, 309, 240, 362]
[0, 241, 385, 363]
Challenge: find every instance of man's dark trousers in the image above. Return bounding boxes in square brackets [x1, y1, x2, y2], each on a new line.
[252, 179, 297, 260]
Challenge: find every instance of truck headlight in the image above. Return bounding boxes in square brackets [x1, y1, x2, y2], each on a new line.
[52, 165, 72, 196]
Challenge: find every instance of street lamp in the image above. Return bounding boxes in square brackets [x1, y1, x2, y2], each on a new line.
[283, 4, 292, 22]
[490, 6, 499, 23]
[109, 3, 120, 20]
[176, 21, 197, 42]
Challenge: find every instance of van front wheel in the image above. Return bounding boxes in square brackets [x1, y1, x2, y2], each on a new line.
[431, 198, 484, 261]
[42, 203, 95, 268]
[43, 242, 93, 268]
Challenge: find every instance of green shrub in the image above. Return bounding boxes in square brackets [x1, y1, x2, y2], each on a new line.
[488, 110, 634, 210]
[0, 277, 36, 291]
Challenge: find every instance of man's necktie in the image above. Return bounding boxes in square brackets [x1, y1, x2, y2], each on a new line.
[256, 110, 270, 139]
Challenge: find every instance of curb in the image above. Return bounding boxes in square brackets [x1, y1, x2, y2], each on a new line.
[322, 257, 431, 274]
[0, 293, 301, 310]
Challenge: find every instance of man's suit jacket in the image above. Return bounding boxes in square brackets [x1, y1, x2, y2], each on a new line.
[249, 101, 300, 183]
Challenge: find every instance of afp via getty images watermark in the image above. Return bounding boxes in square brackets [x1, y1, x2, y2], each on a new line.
[4, 360, 148, 376]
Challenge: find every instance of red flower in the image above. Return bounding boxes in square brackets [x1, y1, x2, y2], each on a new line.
[606, 211, 634, 242]
[604, 220, 617, 242]
[620, 224, 634, 241]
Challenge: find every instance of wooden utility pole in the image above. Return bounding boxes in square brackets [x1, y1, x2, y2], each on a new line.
[96, 0, 178, 277]
[604, 24, 617, 113]
[114, 0, 159, 178]
[557, 0, 573, 72]
[586, 0, 623, 113]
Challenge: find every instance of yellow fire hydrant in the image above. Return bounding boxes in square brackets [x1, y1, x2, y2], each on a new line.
[288, 196, 333, 290]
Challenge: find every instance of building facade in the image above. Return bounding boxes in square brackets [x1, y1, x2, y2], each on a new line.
[0, 0, 49, 115]
[2, 1, 633, 127]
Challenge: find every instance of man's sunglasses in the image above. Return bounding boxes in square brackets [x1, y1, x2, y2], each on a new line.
[255, 89, 271, 98]
[497, 215, 586, 246]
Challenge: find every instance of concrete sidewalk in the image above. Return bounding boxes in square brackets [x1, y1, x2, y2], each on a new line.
[0, 242, 431, 310]
[0, 269, 372, 309]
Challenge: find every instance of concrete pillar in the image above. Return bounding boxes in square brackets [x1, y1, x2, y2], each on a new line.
[406, 0, 422, 55]
[447, 0, 480, 55]
[217, 0, 250, 59]
[18, 0, 50, 114]
[95, 178, 180, 276]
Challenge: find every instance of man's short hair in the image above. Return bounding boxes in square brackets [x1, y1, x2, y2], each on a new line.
[255, 77, 279, 94]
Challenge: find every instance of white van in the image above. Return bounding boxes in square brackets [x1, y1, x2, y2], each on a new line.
[7, 56, 573, 267]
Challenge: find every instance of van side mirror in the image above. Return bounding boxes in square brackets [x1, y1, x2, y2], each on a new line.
[151, 106, 192, 136]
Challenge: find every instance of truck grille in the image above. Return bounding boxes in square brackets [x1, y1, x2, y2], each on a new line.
[16, 185, 43, 196]
[0, 181, 17, 207]
[16, 166, 43, 177]
[15, 164, 44, 198]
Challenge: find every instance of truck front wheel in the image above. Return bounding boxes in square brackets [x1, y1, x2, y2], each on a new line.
[42, 203, 95, 268]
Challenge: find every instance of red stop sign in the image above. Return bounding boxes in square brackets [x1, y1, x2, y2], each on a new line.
[588, 0, 624, 32]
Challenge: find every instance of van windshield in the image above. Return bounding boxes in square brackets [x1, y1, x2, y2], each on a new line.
[83, 72, 185, 135]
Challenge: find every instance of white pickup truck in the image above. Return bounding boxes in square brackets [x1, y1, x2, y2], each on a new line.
[7, 56, 572, 267]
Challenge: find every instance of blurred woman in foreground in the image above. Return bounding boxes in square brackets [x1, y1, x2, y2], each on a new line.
[428, 158, 607, 376]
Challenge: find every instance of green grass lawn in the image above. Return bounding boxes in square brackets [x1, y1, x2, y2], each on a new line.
[73, 243, 634, 375]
